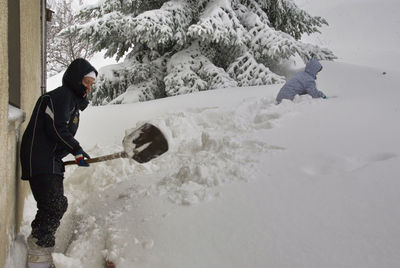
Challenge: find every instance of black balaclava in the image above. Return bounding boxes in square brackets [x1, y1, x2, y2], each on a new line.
[62, 58, 98, 99]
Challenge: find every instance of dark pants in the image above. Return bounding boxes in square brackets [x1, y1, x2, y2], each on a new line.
[29, 174, 68, 247]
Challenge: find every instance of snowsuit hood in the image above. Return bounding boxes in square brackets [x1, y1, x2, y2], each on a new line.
[305, 57, 323, 79]
[62, 58, 98, 102]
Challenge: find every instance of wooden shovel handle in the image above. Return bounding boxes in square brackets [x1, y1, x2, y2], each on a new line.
[64, 151, 128, 166]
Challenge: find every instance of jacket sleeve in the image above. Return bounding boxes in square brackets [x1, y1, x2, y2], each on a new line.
[43, 95, 81, 154]
[305, 79, 326, 98]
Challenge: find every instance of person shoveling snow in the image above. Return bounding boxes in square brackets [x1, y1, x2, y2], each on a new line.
[20, 58, 98, 268]
[20, 57, 169, 268]
[276, 57, 327, 103]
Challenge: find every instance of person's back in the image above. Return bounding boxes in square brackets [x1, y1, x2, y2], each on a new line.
[276, 58, 326, 103]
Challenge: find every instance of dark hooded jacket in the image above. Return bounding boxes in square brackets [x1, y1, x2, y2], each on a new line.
[276, 58, 326, 103]
[20, 58, 97, 180]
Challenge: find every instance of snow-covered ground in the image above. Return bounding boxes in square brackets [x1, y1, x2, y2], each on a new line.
[6, 0, 400, 267]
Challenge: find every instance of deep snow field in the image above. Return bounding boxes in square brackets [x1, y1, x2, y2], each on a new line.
[6, 0, 400, 267]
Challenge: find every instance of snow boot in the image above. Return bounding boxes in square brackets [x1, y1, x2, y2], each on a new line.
[26, 235, 55, 268]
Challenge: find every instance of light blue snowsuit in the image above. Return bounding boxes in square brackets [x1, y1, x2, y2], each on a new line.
[276, 58, 326, 103]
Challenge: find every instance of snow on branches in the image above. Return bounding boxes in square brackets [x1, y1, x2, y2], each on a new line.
[70, 0, 335, 105]
[187, 0, 247, 49]
[90, 46, 167, 105]
[165, 44, 237, 96]
[265, 0, 328, 40]
[227, 52, 285, 86]
[129, 1, 193, 50]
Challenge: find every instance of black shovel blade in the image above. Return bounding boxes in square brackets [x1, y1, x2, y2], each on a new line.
[123, 123, 169, 163]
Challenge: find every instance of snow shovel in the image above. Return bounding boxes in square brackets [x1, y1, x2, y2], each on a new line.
[64, 123, 168, 166]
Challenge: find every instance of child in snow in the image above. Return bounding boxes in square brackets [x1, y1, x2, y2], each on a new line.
[20, 58, 97, 268]
[276, 57, 326, 103]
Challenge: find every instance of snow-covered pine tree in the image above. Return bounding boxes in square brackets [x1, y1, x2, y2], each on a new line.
[66, 0, 335, 105]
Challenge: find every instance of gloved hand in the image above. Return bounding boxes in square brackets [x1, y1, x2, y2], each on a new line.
[74, 148, 91, 167]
